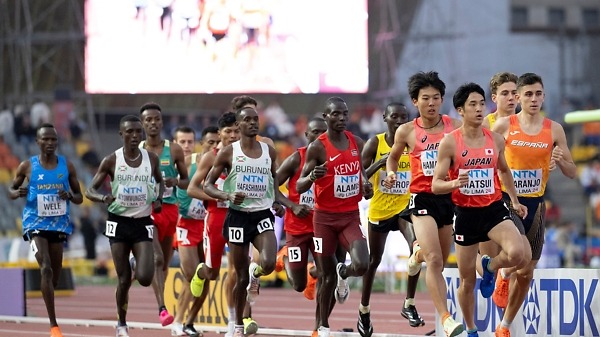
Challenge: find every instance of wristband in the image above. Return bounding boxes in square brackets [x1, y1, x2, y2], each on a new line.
[309, 171, 317, 182]
[387, 170, 395, 177]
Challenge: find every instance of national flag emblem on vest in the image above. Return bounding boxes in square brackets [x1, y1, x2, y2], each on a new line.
[160, 159, 170, 166]
[455, 234, 464, 241]
[485, 148, 493, 155]
[417, 209, 427, 215]
[351, 149, 358, 156]
[236, 156, 246, 163]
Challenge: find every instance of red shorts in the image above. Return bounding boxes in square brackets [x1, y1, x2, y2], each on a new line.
[204, 209, 227, 269]
[313, 209, 365, 257]
[176, 217, 205, 247]
[152, 203, 178, 241]
[285, 232, 314, 270]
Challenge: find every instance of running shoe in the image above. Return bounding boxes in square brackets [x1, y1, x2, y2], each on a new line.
[492, 269, 510, 309]
[183, 324, 201, 337]
[401, 304, 425, 327]
[170, 322, 185, 336]
[275, 246, 287, 272]
[334, 263, 349, 304]
[480, 255, 495, 298]
[303, 262, 317, 300]
[495, 325, 511, 337]
[317, 326, 330, 337]
[50, 326, 63, 337]
[407, 241, 422, 276]
[467, 330, 479, 337]
[190, 263, 206, 297]
[246, 262, 260, 305]
[233, 325, 244, 337]
[357, 311, 373, 337]
[129, 255, 136, 281]
[224, 321, 234, 337]
[442, 316, 464, 337]
[160, 309, 174, 326]
[311, 331, 318, 337]
[243, 317, 258, 335]
[116, 325, 129, 337]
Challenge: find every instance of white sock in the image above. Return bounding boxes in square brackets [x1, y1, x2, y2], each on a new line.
[500, 268, 510, 279]
[359, 304, 370, 314]
[501, 318, 512, 329]
[404, 298, 415, 308]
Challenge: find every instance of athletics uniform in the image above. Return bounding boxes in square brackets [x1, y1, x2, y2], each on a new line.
[283, 147, 316, 270]
[140, 140, 179, 241]
[503, 115, 553, 259]
[204, 149, 230, 269]
[400, 115, 455, 227]
[22, 155, 72, 243]
[449, 129, 509, 246]
[176, 153, 206, 247]
[105, 148, 156, 245]
[368, 133, 411, 232]
[222, 141, 275, 245]
[313, 131, 364, 256]
[486, 113, 498, 130]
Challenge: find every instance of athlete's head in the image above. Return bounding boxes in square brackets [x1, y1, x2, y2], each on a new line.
[119, 115, 144, 148]
[305, 117, 327, 144]
[218, 112, 241, 146]
[36, 123, 58, 154]
[490, 72, 518, 115]
[230, 95, 258, 111]
[173, 125, 196, 156]
[383, 102, 410, 134]
[235, 106, 259, 137]
[323, 97, 348, 132]
[516, 73, 545, 115]
[139, 102, 163, 137]
[407, 71, 445, 119]
[199, 126, 220, 153]
[453, 82, 486, 123]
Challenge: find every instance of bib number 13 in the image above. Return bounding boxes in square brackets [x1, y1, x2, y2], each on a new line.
[408, 193, 416, 209]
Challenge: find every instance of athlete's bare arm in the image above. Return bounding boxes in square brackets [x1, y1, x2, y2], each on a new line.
[275, 151, 311, 217]
[203, 145, 244, 205]
[384, 123, 412, 188]
[296, 140, 326, 194]
[187, 151, 218, 201]
[149, 151, 164, 212]
[494, 133, 527, 218]
[354, 135, 373, 199]
[85, 154, 116, 204]
[362, 135, 384, 179]
[269, 145, 287, 217]
[9, 160, 31, 199]
[550, 121, 577, 178]
[65, 160, 83, 204]
[171, 143, 190, 189]
[431, 134, 463, 195]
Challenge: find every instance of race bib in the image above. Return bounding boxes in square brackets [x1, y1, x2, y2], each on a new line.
[36, 194, 67, 216]
[511, 169, 542, 195]
[333, 173, 360, 198]
[299, 185, 315, 208]
[30, 240, 38, 254]
[145, 225, 154, 239]
[312, 237, 323, 254]
[187, 198, 207, 220]
[116, 185, 148, 207]
[105, 220, 118, 237]
[177, 227, 189, 245]
[216, 178, 229, 208]
[235, 173, 268, 198]
[458, 168, 495, 195]
[256, 218, 273, 233]
[288, 246, 301, 263]
[378, 170, 410, 195]
[420, 150, 438, 176]
[408, 193, 416, 209]
[162, 186, 173, 198]
[229, 227, 243, 243]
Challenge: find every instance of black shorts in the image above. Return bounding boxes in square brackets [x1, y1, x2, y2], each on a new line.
[454, 200, 511, 246]
[507, 195, 546, 260]
[500, 193, 526, 235]
[24, 230, 68, 243]
[399, 193, 454, 228]
[223, 208, 275, 245]
[105, 213, 154, 245]
[369, 213, 402, 233]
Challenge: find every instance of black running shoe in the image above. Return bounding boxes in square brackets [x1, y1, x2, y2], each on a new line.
[357, 311, 373, 337]
[401, 305, 425, 327]
[183, 324, 201, 337]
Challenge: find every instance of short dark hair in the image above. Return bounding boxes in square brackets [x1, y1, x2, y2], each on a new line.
[201, 126, 219, 139]
[453, 82, 485, 109]
[139, 102, 162, 114]
[384, 102, 406, 116]
[489, 72, 518, 95]
[230, 95, 257, 111]
[309, 117, 326, 124]
[235, 106, 255, 120]
[173, 125, 196, 138]
[119, 115, 141, 129]
[517, 73, 544, 90]
[36, 123, 55, 137]
[408, 71, 446, 100]
[324, 97, 346, 114]
[217, 112, 237, 129]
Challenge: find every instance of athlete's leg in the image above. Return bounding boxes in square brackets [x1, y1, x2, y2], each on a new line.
[111, 242, 134, 327]
[455, 244, 479, 331]
[360, 226, 388, 306]
[184, 244, 209, 326]
[32, 236, 61, 327]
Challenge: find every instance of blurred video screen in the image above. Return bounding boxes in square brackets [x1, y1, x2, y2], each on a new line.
[85, 0, 368, 94]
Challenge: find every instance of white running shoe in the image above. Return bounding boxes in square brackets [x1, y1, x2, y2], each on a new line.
[170, 322, 185, 336]
[116, 325, 129, 337]
[334, 263, 349, 304]
[246, 262, 260, 305]
[407, 241, 422, 277]
[318, 326, 331, 337]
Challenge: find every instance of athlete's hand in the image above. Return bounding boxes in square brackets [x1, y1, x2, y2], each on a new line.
[16, 185, 28, 198]
[272, 202, 285, 217]
[362, 182, 374, 199]
[58, 189, 72, 201]
[291, 204, 311, 218]
[165, 177, 178, 188]
[311, 161, 328, 180]
[549, 146, 563, 171]
[455, 170, 470, 189]
[153, 198, 163, 213]
[383, 173, 396, 189]
[512, 202, 528, 219]
[376, 154, 389, 169]
[229, 192, 246, 205]
[102, 194, 115, 205]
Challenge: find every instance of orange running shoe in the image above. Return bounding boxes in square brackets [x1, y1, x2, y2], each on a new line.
[303, 262, 317, 300]
[50, 326, 64, 337]
[492, 269, 510, 309]
[275, 246, 288, 273]
[495, 325, 510, 337]
[311, 330, 318, 337]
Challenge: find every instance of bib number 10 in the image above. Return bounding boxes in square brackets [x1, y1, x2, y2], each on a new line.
[257, 218, 273, 233]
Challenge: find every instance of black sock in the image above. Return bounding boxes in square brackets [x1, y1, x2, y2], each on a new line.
[159, 305, 166, 314]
